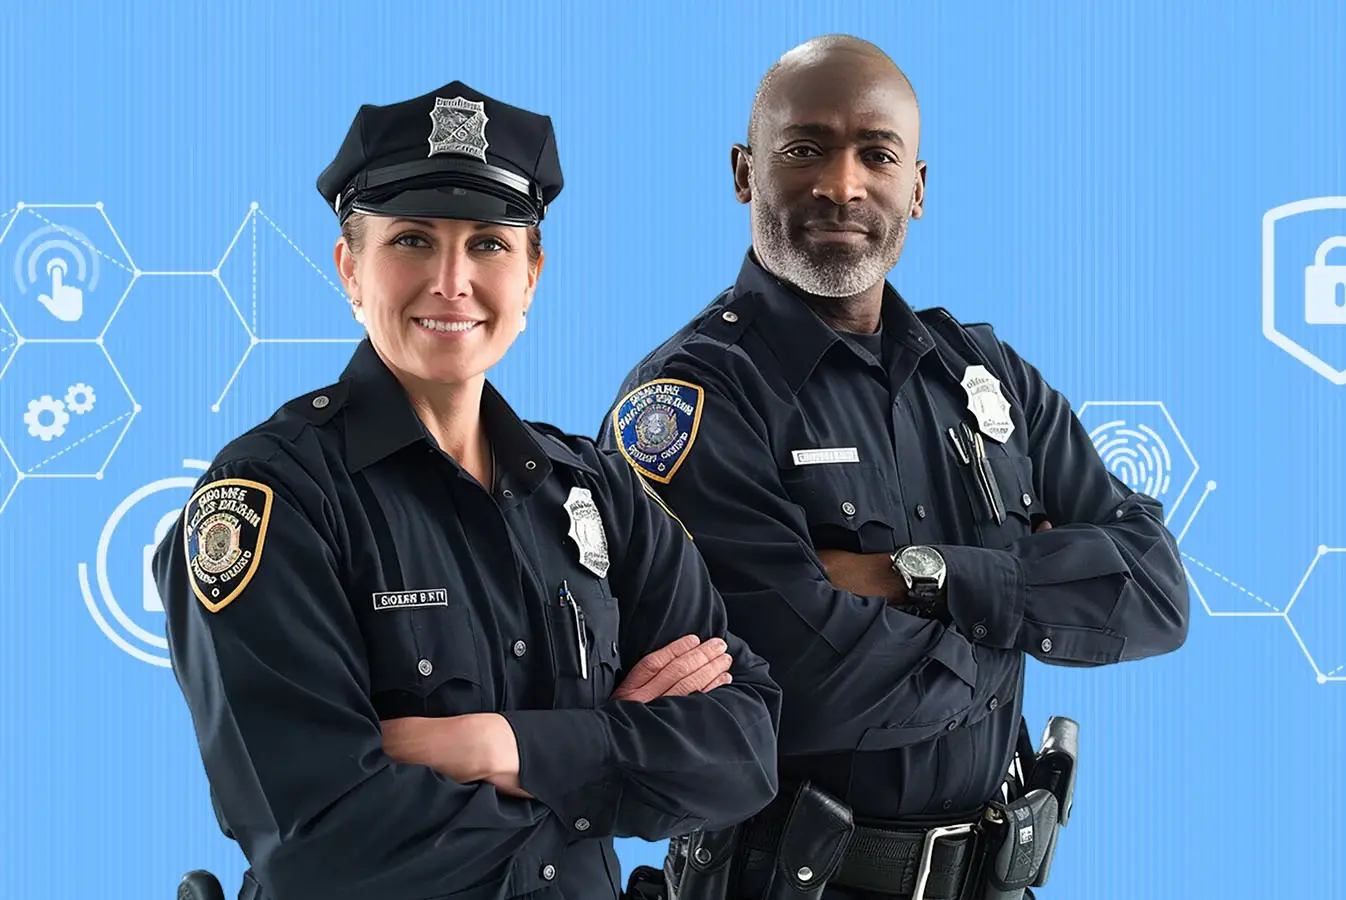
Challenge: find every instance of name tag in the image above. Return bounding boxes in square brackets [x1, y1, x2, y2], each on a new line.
[372, 588, 449, 610]
[791, 447, 860, 466]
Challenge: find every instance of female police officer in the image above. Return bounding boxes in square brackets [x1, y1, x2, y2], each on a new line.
[154, 81, 780, 900]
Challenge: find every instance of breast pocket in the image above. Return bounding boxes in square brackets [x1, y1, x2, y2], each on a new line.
[365, 600, 486, 718]
[548, 579, 622, 710]
[961, 452, 1039, 549]
[779, 462, 901, 552]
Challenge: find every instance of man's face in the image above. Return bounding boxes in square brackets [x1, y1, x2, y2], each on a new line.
[739, 55, 925, 299]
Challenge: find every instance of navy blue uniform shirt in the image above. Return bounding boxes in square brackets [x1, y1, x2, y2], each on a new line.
[154, 338, 781, 900]
[598, 251, 1188, 822]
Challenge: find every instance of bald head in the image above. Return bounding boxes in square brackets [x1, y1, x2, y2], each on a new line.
[732, 34, 927, 303]
[747, 35, 918, 150]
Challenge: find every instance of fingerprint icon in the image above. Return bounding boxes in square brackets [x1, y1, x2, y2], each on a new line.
[1088, 419, 1173, 499]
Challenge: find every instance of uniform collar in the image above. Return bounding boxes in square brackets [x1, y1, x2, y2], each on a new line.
[731, 249, 937, 392]
[340, 338, 592, 485]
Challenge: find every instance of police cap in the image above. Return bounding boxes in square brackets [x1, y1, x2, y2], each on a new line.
[317, 81, 563, 228]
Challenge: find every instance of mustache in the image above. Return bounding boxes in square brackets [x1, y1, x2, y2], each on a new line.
[796, 207, 886, 232]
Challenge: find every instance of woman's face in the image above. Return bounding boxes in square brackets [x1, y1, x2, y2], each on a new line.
[336, 214, 542, 391]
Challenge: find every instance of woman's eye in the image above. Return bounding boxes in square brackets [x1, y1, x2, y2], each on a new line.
[473, 237, 507, 252]
[392, 233, 429, 248]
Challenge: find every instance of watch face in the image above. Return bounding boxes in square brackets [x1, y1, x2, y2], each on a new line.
[902, 546, 942, 577]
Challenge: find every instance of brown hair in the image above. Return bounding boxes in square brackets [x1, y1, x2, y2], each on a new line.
[341, 213, 542, 268]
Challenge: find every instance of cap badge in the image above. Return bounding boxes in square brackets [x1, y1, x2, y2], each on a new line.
[428, 96, 489, 163]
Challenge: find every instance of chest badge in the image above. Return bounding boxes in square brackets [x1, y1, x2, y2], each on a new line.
[960, 365, 1015, 443]
[563, 486, 610, 579]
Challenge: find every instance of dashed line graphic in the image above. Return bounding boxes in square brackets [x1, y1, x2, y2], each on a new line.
[1179, 552, 1280, 613]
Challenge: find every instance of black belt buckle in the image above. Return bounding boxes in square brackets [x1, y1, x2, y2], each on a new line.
[912, 822, 976, 900]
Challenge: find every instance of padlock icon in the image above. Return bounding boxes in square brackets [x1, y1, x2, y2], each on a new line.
[1304, 235, 1346, 324]
[143, 508, 181, 612]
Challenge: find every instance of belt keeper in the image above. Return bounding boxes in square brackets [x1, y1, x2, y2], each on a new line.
[762, 782, 855, 899]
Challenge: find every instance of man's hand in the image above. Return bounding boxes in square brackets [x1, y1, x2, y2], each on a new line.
[611, 634, 733, 703]
[381, 714, 534, 798]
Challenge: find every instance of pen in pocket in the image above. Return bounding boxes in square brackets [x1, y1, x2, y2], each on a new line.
[559, 579, 589, 680]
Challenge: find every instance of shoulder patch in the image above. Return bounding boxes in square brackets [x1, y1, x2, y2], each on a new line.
[639, 477, 692, 541]
[612, 378, 705, 484]
[182, 478, 275, 613]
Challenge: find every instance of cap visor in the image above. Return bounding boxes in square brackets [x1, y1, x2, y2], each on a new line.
[350, 185, 538, 227]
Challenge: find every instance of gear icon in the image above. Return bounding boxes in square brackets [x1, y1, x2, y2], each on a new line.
[64, 382, 96, 415]
[24, 395, 70, 441]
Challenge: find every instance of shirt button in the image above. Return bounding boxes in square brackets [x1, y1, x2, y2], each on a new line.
[1022, 493, 1033, 507]
[722, 310, 739, 323]
[611, 641, 619, 656]
[841, 501, 856, 516]
[973, 623, 988, 639]
[501, 489, 514, 499]
[512, 640, 527, 658]
[915, 504, 927, 519]
[540, 863, 556, 880]
[987, 696, 999, 711]
[525, 459, 537, 470]
[694, 847, 712, 865]
[946, 720, 958, 731]
[574, 817, 590, 831]
[417, 659, 433, 677]
[942, 799, 953, 811]
[1041, 638, 1053, 653]
[311, 395, 329, 409]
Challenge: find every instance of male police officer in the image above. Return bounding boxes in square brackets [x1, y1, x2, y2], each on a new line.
[599, 36, 1189, 899]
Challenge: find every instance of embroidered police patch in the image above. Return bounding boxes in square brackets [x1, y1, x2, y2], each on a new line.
[183, 478, 274, 613]
[613, 379, 704, 484]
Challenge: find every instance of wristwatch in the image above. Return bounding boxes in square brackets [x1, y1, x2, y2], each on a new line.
[890, 545, 946, 600]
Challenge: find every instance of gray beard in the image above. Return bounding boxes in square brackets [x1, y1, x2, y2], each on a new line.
[753, 205, 907, 299]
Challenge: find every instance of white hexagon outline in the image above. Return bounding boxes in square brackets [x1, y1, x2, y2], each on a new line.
[0, 202, 139, 344]
[0, 339, 141, 484]
[1076, 400, 1199, 527]
[102, 266, 248, 415]
[1283, 545, 1346, 684]
[1262, 196, 1346, 386]
[0, 434, 18, 515]
[0, 203, 143, 497]
[208, 202, 360, 412]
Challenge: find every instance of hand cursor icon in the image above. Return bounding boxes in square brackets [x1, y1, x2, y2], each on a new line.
[38, 258, 83, 322]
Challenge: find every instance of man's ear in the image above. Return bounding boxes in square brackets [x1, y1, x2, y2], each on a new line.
[910, 160, 927, 219]
[731, 143, 752, 204]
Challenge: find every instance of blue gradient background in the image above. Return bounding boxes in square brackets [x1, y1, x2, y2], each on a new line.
[0, 1, 1343, 897]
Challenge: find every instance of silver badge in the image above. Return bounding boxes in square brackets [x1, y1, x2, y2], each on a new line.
[563, 486, 610, 579]
[427, 96, 489, 162]
[960, 365, 1015, 443]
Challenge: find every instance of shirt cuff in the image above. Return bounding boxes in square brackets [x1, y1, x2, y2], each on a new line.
[936, 544, 1026, 649]
[501, 708, 622, 838]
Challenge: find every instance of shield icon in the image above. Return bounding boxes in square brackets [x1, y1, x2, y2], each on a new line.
[1262, 196, 1346, 385]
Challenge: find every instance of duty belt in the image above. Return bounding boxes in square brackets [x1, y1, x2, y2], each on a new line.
[740, 793, 980, 900]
